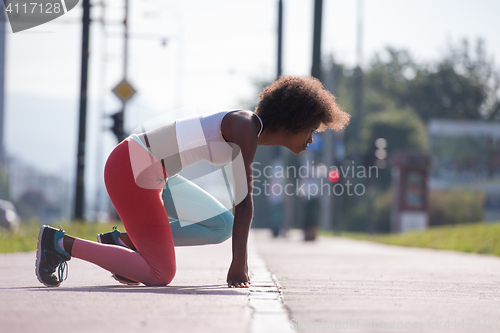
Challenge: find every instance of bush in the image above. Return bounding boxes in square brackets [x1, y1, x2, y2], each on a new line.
[372, 189, 392, 233]
[341, 188, 391, 233]
[341, 197, 368, 232]
[429, 190, 484, 226]
[341, 188, 485, 234]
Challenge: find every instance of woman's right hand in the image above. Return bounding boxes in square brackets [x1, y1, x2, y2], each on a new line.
[226, 259, 251, 288]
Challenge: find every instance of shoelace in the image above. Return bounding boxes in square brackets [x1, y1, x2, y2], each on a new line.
[58, 261, 68, 282]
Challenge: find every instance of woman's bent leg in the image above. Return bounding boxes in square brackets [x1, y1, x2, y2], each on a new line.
[72, 138, 176, 286]
[162, 174, 234, 246]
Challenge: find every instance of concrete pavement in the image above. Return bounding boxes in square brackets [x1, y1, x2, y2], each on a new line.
[252, 229, 500, 333]
[0, 238, 251, 333]
[1, 229, 499, 333]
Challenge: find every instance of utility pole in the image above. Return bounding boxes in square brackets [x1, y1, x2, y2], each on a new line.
[277, 0, 283, 79]
[124, 0, 129, 80]
[74, 0, 91, 221]
[122, 0, 129, 114]
[311, 0, 323, 81]
[301, 0, 323, 241]
[270, 0, 284, 237]
[110, 0, 132, 143]
[352, 0, 364, 167]
[320, 56, 336, 231]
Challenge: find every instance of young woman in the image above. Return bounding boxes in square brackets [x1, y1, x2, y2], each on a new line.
[35, 76, 350, 288]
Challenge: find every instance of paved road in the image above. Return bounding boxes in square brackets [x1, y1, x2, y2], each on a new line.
[252, 229, 500, 333]
[1, 229, 499, 333]
[0, 239, 250, 333]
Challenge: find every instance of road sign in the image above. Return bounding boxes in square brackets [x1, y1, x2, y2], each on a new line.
[112, 79, 136, 103]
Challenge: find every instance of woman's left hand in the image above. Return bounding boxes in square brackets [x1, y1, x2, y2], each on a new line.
[226, 260, 251, 288]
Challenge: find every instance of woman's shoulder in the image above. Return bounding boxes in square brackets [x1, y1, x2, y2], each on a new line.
[221, 110, 259, 143]
[223, 109, 254, 121]
[223, 110, 255, 128]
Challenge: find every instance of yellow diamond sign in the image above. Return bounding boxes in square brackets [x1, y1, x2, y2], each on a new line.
[112, 79, 137, 103]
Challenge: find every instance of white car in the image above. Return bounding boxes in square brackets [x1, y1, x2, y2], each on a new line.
[0, 199, 21, 230]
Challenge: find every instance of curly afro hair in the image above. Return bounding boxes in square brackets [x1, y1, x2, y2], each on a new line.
[255, 76, 350, 133]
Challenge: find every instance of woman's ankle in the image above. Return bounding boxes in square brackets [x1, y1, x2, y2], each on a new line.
[62, 235, 75, 256]
[119, 233, 137, 250]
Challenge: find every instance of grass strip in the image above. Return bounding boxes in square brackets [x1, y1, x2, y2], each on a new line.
[321, 222, 500, 257]
[0, 220, 125, 253]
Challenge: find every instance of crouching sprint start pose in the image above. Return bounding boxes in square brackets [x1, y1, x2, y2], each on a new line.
[35, 76, 350, 288]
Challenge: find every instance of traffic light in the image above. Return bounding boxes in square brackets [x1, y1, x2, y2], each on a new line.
[110, 110, 126, 143]
[363, 138, 388, 169]
[374, 138, 387, 169]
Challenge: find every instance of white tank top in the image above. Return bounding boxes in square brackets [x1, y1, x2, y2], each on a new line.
[131, 110, 263, 174]
[175, 110, 234, 168]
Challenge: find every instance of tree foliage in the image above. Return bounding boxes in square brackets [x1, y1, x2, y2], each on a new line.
[361, 106, 427, 155]
[330, 38, 500, 232]
[367, 39, 500, 122]
[333, 37, 500, 167]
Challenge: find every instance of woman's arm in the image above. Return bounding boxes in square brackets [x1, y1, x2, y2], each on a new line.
[223, 112, 259, 288]
[227, 195, 253, 287]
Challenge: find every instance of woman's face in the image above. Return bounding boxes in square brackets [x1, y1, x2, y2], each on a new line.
[285, 123, 321, 154]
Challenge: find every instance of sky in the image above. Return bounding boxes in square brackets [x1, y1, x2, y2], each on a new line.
[2, 0, 500, 215]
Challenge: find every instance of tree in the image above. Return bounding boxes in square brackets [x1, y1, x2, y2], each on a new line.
[366, 39, 500, 123]
[362, 106, 428, 155]
[361, 106, 427, 189]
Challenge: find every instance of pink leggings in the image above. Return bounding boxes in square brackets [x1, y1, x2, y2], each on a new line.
[71, 138, 176, 286]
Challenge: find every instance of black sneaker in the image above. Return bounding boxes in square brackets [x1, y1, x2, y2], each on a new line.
[97, 227, 140, 286]
[35, 225, 71, 287]
[97, 226, 127, 248]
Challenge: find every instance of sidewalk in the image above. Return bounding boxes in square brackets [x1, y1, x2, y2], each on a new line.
[0, 238, 250, 333]
[252, 229, 500, 333]
[1, 229, 499, 333]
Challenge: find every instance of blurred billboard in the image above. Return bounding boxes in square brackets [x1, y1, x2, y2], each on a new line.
[428, 119, 500, 221]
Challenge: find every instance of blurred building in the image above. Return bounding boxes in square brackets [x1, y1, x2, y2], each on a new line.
[7, 155, 71, 223]
[428, 120, 500, 222]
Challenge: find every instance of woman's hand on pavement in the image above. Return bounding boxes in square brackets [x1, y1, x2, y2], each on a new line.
[226, 260, 251, 288]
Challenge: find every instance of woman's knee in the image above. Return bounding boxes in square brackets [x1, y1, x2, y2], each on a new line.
[144, 262, 176, 286]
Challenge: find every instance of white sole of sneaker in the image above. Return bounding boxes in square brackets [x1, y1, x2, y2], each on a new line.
[35, 225, 61, 287]
[111, 273, 141, 286]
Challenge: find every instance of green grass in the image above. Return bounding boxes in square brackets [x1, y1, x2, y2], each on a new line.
[0, 219, 125, 253]
[321, 222, 500, 257]
[3, 219, 500, 257]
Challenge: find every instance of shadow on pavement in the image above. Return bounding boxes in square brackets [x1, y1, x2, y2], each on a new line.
[1, 284, 249, 296]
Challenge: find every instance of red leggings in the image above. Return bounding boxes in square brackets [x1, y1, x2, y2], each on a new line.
[71, 138, 176, 286]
